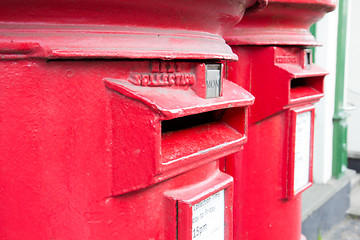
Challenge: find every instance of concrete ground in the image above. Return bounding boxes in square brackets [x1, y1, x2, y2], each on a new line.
[322, 216, 360, 240]
[322, 174, 360, 240]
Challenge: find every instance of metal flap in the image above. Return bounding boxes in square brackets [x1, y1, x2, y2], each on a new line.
[104, 78, 254, 119]
[276, 63, 328, 79]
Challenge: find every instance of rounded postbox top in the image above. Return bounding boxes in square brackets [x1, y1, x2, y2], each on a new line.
[0, 0, 264, 60]
[225, 0, 336, 46]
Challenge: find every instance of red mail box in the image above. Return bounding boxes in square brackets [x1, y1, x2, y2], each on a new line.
[0, 0, 264, 239]
[224, 1, 335, 239]
[226, 45, 327, 240]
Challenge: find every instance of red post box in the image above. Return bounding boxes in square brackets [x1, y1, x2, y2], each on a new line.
[0, 1, 264, 239]
[223, 1, 336, 240]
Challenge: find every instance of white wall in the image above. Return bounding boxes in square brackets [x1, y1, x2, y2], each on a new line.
[313, 9, 339, 183]
[347, 0, 360, 156]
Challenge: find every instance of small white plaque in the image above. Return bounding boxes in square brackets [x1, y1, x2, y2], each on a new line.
[205, 64, 221, 99]
[293, 111, 312, 193]
[192, 190, 225, 240]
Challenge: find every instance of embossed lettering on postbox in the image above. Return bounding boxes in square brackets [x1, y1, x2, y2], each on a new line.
[129, 61, 195, 87]
[275, 56, 297, 64]
[274, 47, 300, 65]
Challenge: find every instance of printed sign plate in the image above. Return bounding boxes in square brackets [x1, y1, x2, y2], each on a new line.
[205, 64, 221, 98]
[293, 111, 311, 193]
[192, 190, 224, 240]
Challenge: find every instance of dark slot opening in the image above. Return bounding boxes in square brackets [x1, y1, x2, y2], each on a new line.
[161, 109, 225, 134]
[291, 78, 307, 89]
[290, 76, 324, 102]
[306, 52, 311, 66]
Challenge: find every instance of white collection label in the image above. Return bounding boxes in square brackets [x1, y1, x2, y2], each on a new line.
[293, 111, 312, 193]
[205, 64, 221, 99]
[192, 190, 225, 240]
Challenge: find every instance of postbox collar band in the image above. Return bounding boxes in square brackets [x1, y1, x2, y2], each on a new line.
[0, 24, 238, 61]
[224, 0, 336, 46]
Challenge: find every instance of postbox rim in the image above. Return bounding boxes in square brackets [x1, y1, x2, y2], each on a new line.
[276, 63, 328, 79]
[0, 24, 239, 61]
[104, 78, 255, 119]
[224, 0, 336, 46]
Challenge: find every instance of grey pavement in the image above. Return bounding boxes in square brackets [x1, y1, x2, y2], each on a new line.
[323, 174, 360, 240]
[322, 216, 360, 240]
[348, 177, 360, 217]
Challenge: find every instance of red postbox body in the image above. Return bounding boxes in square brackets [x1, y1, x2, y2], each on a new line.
[223, 1, 336, 240]
[0, 1, 266, 239]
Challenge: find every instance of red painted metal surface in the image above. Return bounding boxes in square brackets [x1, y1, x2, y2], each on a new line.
[0, 1, 264, 239]
[225, 0, 336, 46]
[0, 0, 264, 60]
[227, 47, 326, 124]
[286, 105, 315, 200]
[224, 2, 335, 239]
[226, 108, 303, 240]
[0, 58, 255, 239]
[103, 62, 254, 195]
[225, 46, 327, 240]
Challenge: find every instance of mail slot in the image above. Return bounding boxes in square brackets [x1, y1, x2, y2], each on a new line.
[104, 60, 254, 195]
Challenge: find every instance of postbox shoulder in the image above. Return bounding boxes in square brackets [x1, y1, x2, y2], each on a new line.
[104, 78, 254, 119]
